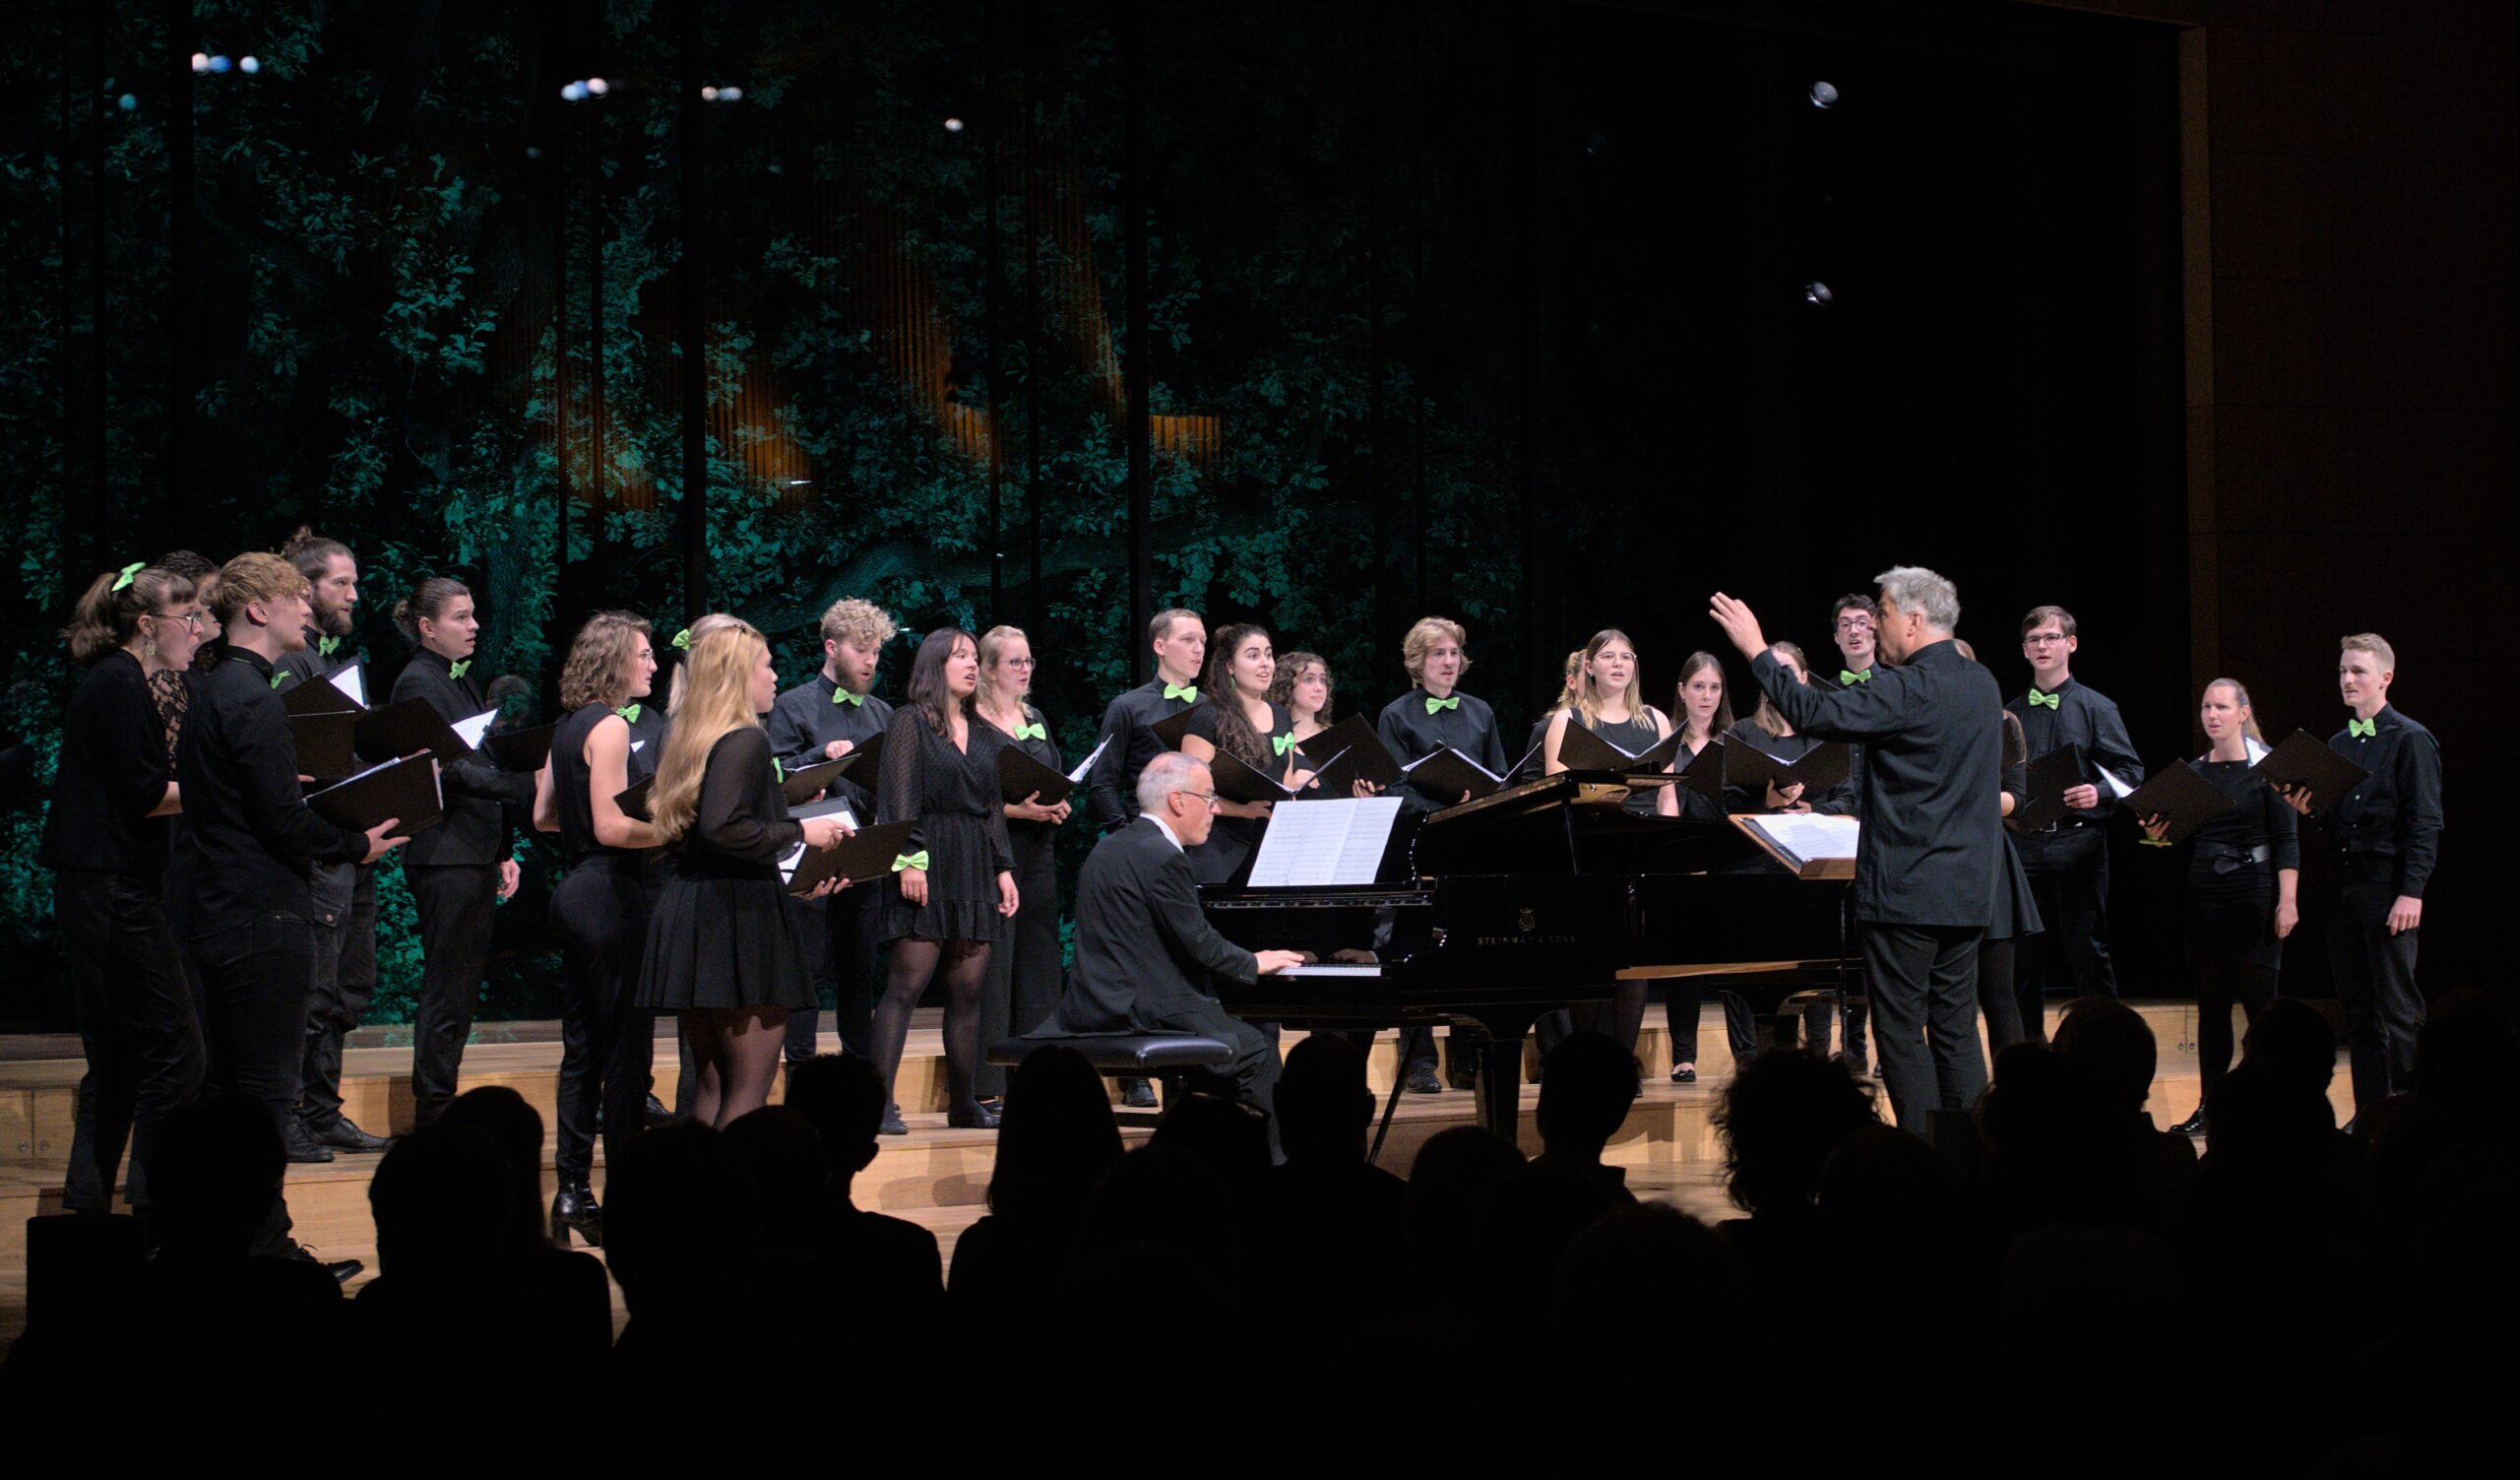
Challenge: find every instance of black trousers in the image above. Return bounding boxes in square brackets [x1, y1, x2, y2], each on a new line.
[2017, 825, 2117, 1020]
[1159, 997, 1283, 1159]
[185, 911, 316, 1255]
[2191, 955, 2277, 1105]
[551, 860, 656, 1187]
[1665, 982, 1758, 1067]
[407, 862, 501, 1126]
[788, 883, 883, 1063]
[1979, 936, 2028, 1054]
[2330, 859, 2423, 1112]
[298, 862, 376, 1129]
[1860, 922, 1987, 1132]
[977, 831, 1063, 1098]
[57, 870, 207, 1211]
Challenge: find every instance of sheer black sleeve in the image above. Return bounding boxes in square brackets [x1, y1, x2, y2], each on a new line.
[695, 728, 802, 866]
[879, 708, 928, 851]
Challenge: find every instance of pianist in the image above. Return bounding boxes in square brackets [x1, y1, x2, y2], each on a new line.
[1034, 752, 1306, 1140]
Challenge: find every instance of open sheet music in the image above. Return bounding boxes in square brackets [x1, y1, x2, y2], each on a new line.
[1245, 796, 1404, 887]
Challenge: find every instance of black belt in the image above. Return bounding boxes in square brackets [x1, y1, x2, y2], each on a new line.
[2208, 843, 2271, 875]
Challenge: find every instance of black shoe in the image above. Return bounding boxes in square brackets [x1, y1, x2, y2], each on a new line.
[1119, 1077, 1157, 1109]
[1405, 1063, 1444, 1095]
[310, 1116, 391, 1154]
[879, 1103, 910, 1136]
[2169, 1108, 2207, 1136]
[550, 1184, 603, 1248]
[947, 1101, 1002, 1130]
[286, 1243, 362, 1283]
[1670, 1063, 1697, 1084]
[282, 1120, 336, 1164]
[644, 1093, 674, 1128]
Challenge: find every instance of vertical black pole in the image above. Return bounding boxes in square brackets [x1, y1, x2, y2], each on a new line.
[587, 56, 607, 593]
[679, 0, 711, 621]
[1410, 0, 1428, 614]
[89, 6, 109, 552]
[553, 127, 571, 634]
[166, 0, 195, 529]
[1514, 2, 1543, 702]
[983, 0, 1005, 625]
[1023, 1, 1045, 625]
[1365, 4, 1388, 663]
[1121, 0, 1152, 684]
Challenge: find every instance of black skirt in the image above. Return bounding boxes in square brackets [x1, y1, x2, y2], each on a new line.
[637, 862, 818, 1011]
[877, 812, 1010, 945]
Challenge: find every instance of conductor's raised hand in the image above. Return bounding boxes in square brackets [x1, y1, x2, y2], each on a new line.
[1254, 949, 1308, 976]
[1708, 592, 1768, 662]
[361, 818, 410, 864]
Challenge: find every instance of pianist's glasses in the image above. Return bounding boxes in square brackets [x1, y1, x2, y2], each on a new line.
[1178, 789, 1224, 811]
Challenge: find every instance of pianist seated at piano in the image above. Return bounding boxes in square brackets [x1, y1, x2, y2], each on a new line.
[1032, 752, 1307, 1149]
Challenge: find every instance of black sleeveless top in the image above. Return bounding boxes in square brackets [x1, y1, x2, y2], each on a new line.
[552, 701, 634, 868]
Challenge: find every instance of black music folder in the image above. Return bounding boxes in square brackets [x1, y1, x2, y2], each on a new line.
[354, 699, 472, 764]
[1723, 739, 1852, 800]
[996, 743, 1077, 805]
[1552, 721, 1631, 772]
[1666, 736, 1726, 801]
[779, 753, 857, 806]
[1151, 702, 1206, 751]
[1302, 714, 1403, 797]
[784, 819, 918, 896]
[1211, 746, 1300, 806]
[282, 674, 361, 718]
[2007, 744, 2087, 833]
[306, 755, 443, 835]
[1399, 745, 1508, 804]
[2251, 729, 2369, 813]
[484, 723, 555, 773]
[290, 711, 361, 781]
[615, 775, 655, 823]
[2119, 762, 2238, 846]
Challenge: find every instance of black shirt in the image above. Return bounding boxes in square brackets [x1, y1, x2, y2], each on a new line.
[2005, 676, 2144, 825]
[1085, 677, 1201, 830]
[2320, 705, 2443, 898]
[764, 672, 894, 821]
[39, 650, 173, 876]
[1376, 688, 1510, 814]
[169, 649, 371, 935]
[2184, 757, 2301, 885]
[271, 624, 361, 696]
[389, 648, 534, 868]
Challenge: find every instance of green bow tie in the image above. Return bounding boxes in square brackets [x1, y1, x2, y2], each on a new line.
[448, 659, 472, 679]
[318, 635, 341, 658]
[1273, 733, 1297, 756]
[270, 670, 286, 689]
[670, 628, 691, 651]
[1839, 669, 1870, 685]
[1015, 722, 1047, 741]
[831, 685, 864, 707]
[1163, 682, 1198, 703]
[615, 703, 641, 725]
[112, 561, 144, 593]
[892, 851, 929, 872]
[2026, 688, 2059, 709]
[1425, 694, 1460, 715]
[2348, 716, 2377, 739]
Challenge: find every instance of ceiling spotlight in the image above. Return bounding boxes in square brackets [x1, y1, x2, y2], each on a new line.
[701, 86, 718, 100]
[1809, 81, 1839, 108]
[561, 81, 587, 101]
[117, 94, 138, 112]
[238, 55, 260, 75]
[190, 52, 210, 73]
[207, 55, 231, 74]
[943, 116, 965, 133]
[719, 85, 742, 101]
[1803, 282, 1834, 306]
[585, 77, 609, 97]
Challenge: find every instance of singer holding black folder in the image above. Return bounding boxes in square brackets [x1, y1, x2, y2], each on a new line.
[637, 621, 850, 1129]
[42, 563, 208, 1217]
[387, 578, 535, 1127]
[170, 552, 406, 1267]
[869, 628, 1021, 1134]
[2008, 607, 2144, 1017]
[533, 611, 664, 1244]
[2147, 678, 2298, 1133]
[765, 597, 900, 1063]
[1713, 568, 2001, 1131]
[1085, 608, 1207, 831]
[974, 625, 1069, 1103]
[1180, 624, 1306, 885]
[1653, 651, 1770, 1081]
[1542, 629, 1671, 1053]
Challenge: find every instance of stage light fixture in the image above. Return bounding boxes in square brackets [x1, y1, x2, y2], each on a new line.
[1810, 81, 1839, 108]
[702, 86, 718, 100]
[585, 77, 610, 97]
[239, 56, 260, 75]
[561, 81, 587, 101]
[943, 116, 965, 133]
[117, 94, 137, 112]
[190, 53, 210, 73]
[1803, 282, 1834, 305]
[719, 85, 743, 101]
[207, 55, 231, 74]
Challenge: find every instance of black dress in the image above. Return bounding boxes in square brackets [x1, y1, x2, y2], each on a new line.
[976, 707, 1066, 1097]
[2182, 757, 2300, 970]
[1184, 698, 1295, 883]
[637, 727, 816, 1011]
[876, 707, 1017, 945]
[1579, 711, 1667, 818]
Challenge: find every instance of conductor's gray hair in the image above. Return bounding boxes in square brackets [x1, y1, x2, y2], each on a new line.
[1874, 565, 1961, 633]
[1137, 751, 1211, 816]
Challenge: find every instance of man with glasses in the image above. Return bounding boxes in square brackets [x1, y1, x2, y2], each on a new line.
[1037, 752, 1305, 1149]
[2006, 605, 2143, 1037]
[1810, 595, 1878, 1070]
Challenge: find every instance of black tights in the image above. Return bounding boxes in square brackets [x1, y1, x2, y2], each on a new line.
[872, 936, 992, 1115]
[2194, 957, 2277, 1103]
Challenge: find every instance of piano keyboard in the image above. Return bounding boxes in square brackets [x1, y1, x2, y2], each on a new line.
[1277, 963, 1384, 979]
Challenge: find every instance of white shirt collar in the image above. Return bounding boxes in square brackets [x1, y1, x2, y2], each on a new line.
[1147, 812, 1186, 853]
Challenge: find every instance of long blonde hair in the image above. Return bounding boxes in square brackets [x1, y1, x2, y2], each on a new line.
[650, 620, 769, 842]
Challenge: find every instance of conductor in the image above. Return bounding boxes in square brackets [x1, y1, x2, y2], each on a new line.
[1711, 566, 2002, 1131]
[1036, 751, 1305, 1128]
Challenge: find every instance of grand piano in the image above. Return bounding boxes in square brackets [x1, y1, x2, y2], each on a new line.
[1203, 771, 1854, 1138]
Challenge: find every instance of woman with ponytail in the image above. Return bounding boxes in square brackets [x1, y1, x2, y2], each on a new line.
[40, 564, 211, 1214]
[637, 621, 850, 1126]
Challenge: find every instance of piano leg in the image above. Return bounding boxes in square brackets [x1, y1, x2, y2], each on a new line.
[1472, 1012, 1540, 1145]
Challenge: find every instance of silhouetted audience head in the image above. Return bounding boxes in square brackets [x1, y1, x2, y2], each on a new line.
[2052, 997, 2159, 1120]
[148, 1095, 284, 1257]
[1535, 1032, 1637, 1162]
[1076, 1144, 1242, 1288]
[603, 1122, 747, 1318]
[1151, 1082, 1273, 1186]
[440, 1085, 550, 1250]
[368, 1123, 512, 1278]
[1551, 1202, 1742, 1357]
[1818, 1122, 1957, 1236]
[2201, 1059, 2334, 1170]
[724, 1106, 829, 1255]
[1408, 1125, 1528, 1257]
[1273, 1033, 1375, 1165]
[2240, 996, 2339, 1097]
[988, 1045, 1124, 1221]
[783, 1052, 887, 1187]
[1712, 1048, 1875, 1217]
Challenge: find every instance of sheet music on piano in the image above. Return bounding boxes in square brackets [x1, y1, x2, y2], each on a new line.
[1245, 796, 1405, 887]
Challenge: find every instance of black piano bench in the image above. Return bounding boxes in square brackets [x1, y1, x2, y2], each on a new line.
[985, 1034, 1235, 1124]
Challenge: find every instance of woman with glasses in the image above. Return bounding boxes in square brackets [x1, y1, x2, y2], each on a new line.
[974, 625, 1070, 1104]
[42, 564, 213, 1217]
